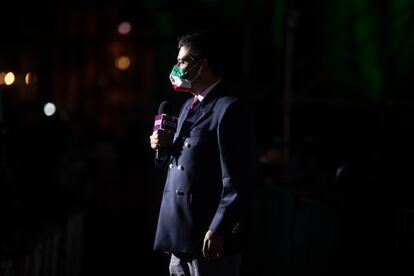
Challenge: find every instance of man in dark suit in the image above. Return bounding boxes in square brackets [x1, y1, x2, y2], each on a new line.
[150, 32, 256, 275]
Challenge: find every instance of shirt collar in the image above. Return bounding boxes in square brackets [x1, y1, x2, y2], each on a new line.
[196, 79, 221, 102]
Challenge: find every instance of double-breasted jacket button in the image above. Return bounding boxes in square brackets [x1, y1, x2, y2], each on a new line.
[175, 189, 185, 196]
[169, 163, 173, 169]
[231, 222, 240, 234]
[184, 142, 191, 148]
[177, 165, 184, 170]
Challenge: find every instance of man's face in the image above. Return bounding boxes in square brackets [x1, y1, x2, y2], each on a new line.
[176, 46, 193, 70]
[176, 46, 201, 79]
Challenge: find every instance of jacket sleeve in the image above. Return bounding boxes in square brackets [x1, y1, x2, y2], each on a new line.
[209, 99, 256, 236]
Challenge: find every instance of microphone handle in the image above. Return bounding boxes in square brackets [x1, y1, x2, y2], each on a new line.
[155, 149, 159, 166]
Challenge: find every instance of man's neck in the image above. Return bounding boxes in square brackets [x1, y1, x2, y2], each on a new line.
[192, 75, 221, 95]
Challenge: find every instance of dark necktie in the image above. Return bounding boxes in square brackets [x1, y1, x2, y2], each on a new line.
[190, 96, 200, 111]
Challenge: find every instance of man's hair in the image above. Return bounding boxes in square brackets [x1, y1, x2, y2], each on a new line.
[177, 31, 221, 74]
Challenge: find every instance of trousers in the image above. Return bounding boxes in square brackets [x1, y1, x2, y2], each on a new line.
[169, 253, 242, 276]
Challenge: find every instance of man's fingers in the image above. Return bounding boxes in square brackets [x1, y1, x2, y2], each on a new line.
[202, 239, 209, 258]
[202, 230, 225, 259]
[150, 130, 172, 149]
[209, 240, 217, 257]
[203, 239, 222, 259]
[149, 134, 159, 149]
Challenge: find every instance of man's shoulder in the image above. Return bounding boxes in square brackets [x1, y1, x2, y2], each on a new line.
[216, 93, 251, 112]
[213, 81, 250, 105]
[210, 81, 254, 116]
[212, 82, 238, 103]
[216, 94, 239, 105]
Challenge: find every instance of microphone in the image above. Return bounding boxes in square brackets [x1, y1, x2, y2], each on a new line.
[154, 101, 178, 165]
[153, 101, 177, 132]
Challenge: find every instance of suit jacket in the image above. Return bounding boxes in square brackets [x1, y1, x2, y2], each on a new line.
[153, 82, 255, 256]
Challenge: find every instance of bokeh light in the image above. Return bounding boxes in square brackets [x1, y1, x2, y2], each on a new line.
[118, 22, 131, 35]
[43, 102, 56, 116]
[0, 72, 5, 85]
[25, 72, 32, 85]
[115, 56, 131, 70]
[4, 72, 15, 85]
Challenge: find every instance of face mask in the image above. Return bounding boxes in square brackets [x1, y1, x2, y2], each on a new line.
[169, 62, 202, 92]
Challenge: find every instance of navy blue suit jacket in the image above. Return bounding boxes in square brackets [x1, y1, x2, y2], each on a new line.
[153, 82, 255, 256]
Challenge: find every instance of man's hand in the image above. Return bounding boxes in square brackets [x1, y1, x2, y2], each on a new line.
[150, 129, 173, 150]
[202, 230, 224, 259]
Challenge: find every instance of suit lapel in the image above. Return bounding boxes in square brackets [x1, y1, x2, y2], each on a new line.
[175, 81, 223, 136]
[190, 82, 223, 129]
[175, 100, 191, 138]
[190, 92, 218, 130]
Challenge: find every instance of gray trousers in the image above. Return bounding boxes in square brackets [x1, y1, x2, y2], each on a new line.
[169, 253, 242, 276]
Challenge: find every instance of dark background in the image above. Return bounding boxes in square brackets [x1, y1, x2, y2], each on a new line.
[1, 0, 414, 275]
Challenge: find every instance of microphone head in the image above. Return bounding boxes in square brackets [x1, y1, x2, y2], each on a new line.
[158, 100, 173, 115]
[154, 101, 178, 132]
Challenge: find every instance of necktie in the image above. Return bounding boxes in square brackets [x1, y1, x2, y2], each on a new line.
[190, 96, 200, 111]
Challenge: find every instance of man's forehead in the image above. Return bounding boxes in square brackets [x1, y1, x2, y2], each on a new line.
[177, 46, 190, 60]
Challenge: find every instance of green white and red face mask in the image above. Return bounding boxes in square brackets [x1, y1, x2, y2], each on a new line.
[169, 62, 202, 92]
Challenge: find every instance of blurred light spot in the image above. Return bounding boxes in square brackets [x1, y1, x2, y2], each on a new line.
[115, 56, 131, 70]
[43, 102, 56, 116]
[25, 72, 32, 85]
[0, 72, 5, 85]
[118, 22, 131, 35]
[4, 72, 15, 85]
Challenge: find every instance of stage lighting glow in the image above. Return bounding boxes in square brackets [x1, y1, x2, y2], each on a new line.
[4, 72, 15, 85]
[43, 102, 56, 116]
[118, 22, 131, 35]
[25, 73, 32, 85]
[0, 72, 5, 85]
[115, 56, 131, 70]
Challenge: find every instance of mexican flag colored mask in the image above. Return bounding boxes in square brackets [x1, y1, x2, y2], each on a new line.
[169, 63, 202, 92]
